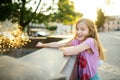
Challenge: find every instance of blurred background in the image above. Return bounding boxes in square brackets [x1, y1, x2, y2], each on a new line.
[0, 0, 120, 80]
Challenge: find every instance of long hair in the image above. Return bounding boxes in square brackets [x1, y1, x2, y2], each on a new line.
[74, 18, 105, 60]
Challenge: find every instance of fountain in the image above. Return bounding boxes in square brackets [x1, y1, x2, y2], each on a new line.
[0, 20, 30, 57]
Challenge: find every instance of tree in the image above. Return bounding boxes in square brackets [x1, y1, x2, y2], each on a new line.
[0, 0, 82, 30]
[95, 8, 106, 31]
[0, 0, 13, 21]
[0, 0, 55, 30]
[54, 0, 83, 24]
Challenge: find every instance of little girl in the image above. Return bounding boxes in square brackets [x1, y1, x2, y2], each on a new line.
[36, 18, 105, 80]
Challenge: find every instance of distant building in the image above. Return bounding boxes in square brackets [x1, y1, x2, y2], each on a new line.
[103, 16, 120, 31]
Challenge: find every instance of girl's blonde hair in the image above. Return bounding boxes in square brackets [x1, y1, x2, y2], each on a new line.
[75, 18, 105, 60]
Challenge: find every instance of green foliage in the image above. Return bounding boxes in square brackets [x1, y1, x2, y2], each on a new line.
[0, 0, 54, 29]
[46, 26, 57, 31]
[95, 9, 106, 30]
[54, 0, 83, 24]
[0, 0, 14, 21]
[0, 0, 82, 30]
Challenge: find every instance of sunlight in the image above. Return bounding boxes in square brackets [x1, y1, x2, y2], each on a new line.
[103, 0, 120, 16]
[73, 0, 105, 21]
[26, 0, 120, 21]
[26, 0, 58, 14]
[73, 0, 120, 21]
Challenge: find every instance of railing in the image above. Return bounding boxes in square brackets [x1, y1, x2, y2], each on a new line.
[0, 48, 76, 80]
[0, 37, 77, 80]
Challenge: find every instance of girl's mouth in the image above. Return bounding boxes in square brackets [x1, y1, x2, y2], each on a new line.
[78, 35, 83, 38]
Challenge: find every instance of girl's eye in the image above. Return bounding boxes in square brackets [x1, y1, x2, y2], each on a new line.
[81, 28, 85, 31]
[76, 28, 85, 31]
[76, 28, 79, 30]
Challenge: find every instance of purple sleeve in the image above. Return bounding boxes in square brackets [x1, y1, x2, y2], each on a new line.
[83, 38, 96, 53]
[70, 39, 79, 46]
[83, 38, 94, 47]
[70, 40, 75, 46]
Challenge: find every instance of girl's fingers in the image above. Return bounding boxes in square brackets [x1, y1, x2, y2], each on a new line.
[36, 42, 42, 47]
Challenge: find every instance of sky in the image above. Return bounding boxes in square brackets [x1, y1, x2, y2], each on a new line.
[73, 0, 120, 21]
[26, 0, 120, 21]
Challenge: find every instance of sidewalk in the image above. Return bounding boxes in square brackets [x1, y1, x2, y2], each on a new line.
[99, 62, 120, 80]
[98, 31, 120, 80]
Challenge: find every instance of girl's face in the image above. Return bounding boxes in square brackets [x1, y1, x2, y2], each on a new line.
[76, 22, 89, 41]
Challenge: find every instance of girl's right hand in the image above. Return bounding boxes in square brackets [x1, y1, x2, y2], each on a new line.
[36, 42, 44, 47]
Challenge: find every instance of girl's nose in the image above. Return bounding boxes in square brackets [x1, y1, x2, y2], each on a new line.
[77, 30, 81, 34]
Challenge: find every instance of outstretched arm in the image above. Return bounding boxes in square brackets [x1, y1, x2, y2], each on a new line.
[36, 39, 72, 48]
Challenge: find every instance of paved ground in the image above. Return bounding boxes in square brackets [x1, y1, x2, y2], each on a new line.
[98, 31, 120, 80]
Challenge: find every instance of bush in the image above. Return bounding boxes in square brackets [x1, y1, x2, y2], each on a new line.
[46, 26, 57, 31]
